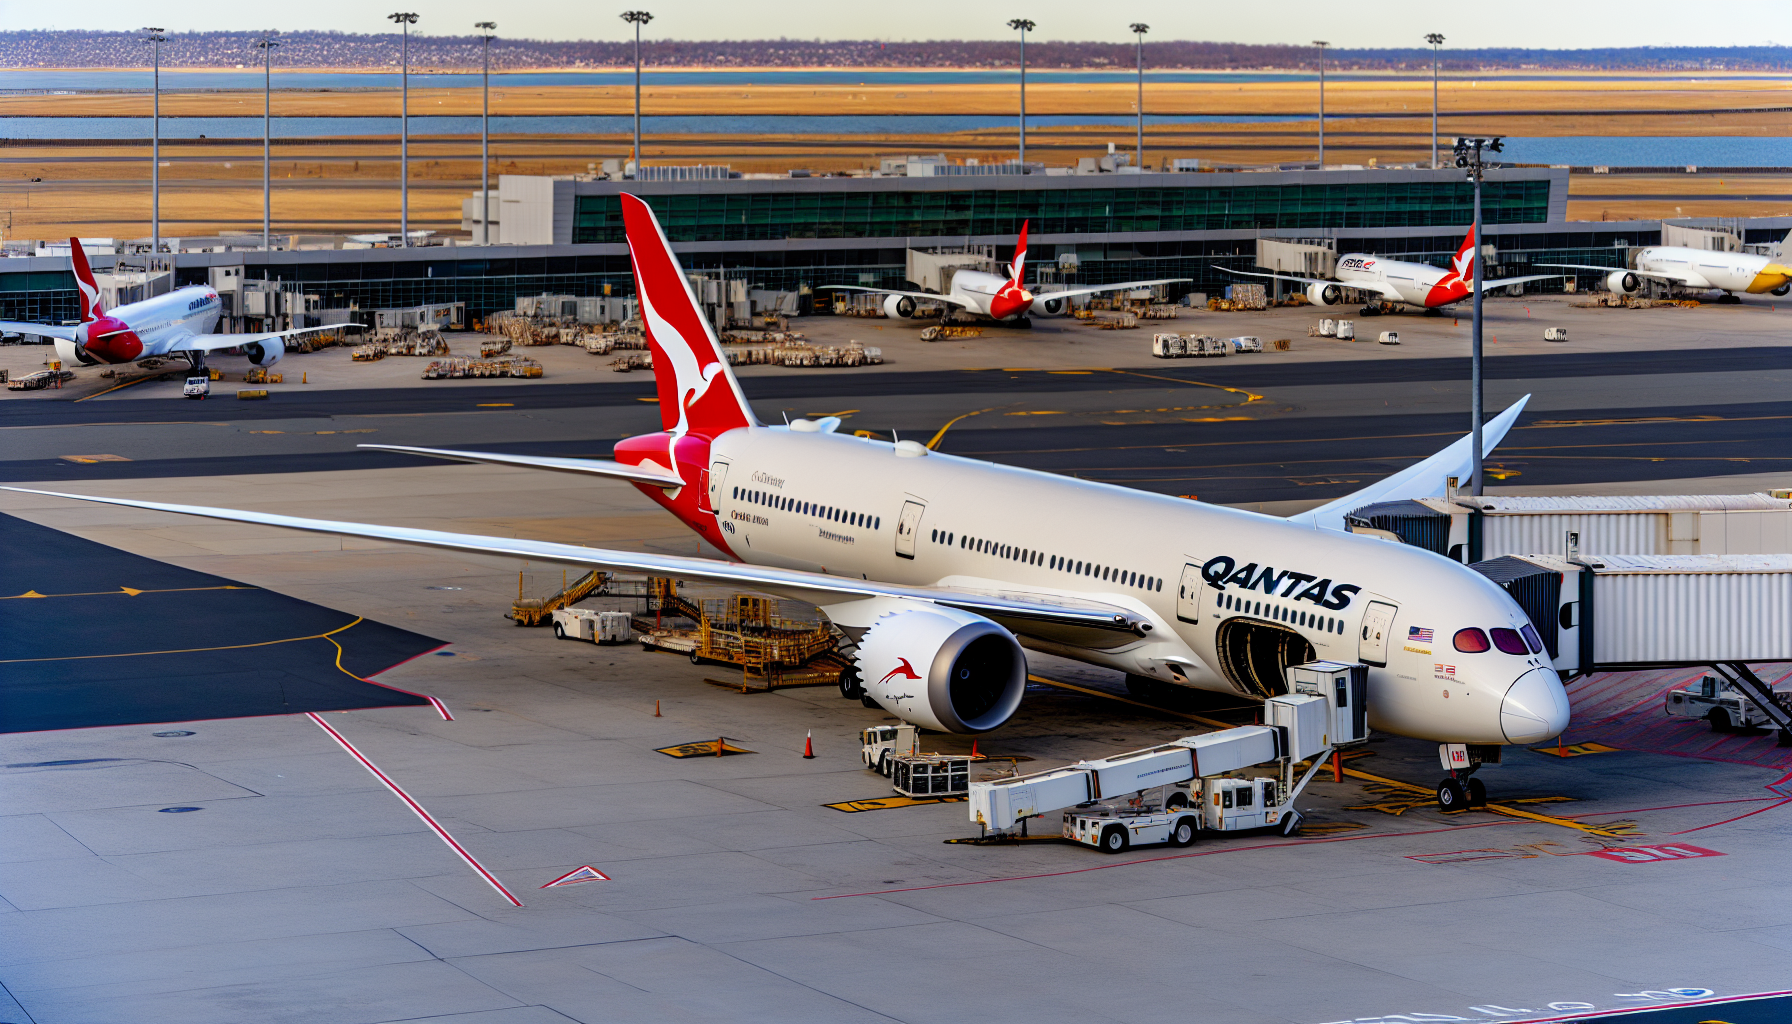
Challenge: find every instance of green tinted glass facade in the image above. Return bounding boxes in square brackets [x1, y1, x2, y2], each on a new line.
[574, 180, 1551, 244]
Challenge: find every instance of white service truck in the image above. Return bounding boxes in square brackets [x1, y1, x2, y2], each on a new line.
[861, 723, 918, 775]
[1666, 675, 1792, 732]
[550, 608, 632, 644]
[182, 376, 211, 399]
[971, 661, 1369, 852]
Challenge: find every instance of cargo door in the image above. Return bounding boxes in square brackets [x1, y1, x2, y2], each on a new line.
[894, 500, 926, 560]
[1358, 600, 1398, 666]
[705, 459, 730, 515]
[1176, 563, 1207, 624]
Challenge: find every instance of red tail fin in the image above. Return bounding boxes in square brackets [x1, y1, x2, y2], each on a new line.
[620, 194, 757, 438]
[69, 237, 102, 322]
[1449, 225, 1477, 283]
[1009, 219, 1030, 287]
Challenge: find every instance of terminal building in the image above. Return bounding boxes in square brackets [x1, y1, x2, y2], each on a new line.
[3, 167, 1787, 325]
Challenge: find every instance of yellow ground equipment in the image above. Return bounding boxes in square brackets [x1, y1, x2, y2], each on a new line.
[639, 589, 848, 689]
[508, 569, 609, 626]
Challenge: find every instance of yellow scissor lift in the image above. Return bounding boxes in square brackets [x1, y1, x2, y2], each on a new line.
[640, 589, 849, 692]
[508, 569, 610, 627]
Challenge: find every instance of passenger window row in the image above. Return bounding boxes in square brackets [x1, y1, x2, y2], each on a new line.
[1218, 590, 1343, 635]
[733, 486, 880, 531]
[929, 528, 1163, 593]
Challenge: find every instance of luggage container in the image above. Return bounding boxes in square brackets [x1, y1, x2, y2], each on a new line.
[1228, 335, 1263, 353]
[1543, 327, 1569, 342]
[1151, 333, 1187, 358]
[1318, 318, 1337, 337]
[1378, 330, 1400, 345]
[1335, 319, 1356, 340]
[551, 608, 632, 644]
[888, 754, 971, 798]
[1191, 335, 1231, 357]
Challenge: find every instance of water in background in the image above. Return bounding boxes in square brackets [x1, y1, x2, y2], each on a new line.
[1498, 136, 1792, 167]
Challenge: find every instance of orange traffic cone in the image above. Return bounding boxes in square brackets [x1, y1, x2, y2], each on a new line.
[802, 730, 815, 759]
[970, 739, 980, 759]
[653, 700, 661, 717]
[716, 736, 725, 757]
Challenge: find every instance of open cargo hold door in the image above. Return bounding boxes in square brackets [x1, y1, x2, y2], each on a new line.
[894, 499, 926, 560]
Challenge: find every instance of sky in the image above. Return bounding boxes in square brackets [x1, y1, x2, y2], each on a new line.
[1, 0, 1785, 49]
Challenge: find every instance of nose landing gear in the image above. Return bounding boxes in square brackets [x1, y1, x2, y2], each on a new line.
[1435, 743, 1497, 811]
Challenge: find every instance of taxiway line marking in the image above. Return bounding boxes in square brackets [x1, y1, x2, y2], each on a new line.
[305, 712, 522, 907]
[316, 632, 453, 721]
[0, 616, 364, 664]
[1, 584, 256, 601]
[1025, 674, 1235, 730]
[73, 373, 162, 402]
[1666, 797, 1792, 835]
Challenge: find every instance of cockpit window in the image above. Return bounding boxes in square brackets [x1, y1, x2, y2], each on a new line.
[1520, 623, 1544, 654]
[1453, 627, 1491, 653]
[1490, 628, 1528, 656]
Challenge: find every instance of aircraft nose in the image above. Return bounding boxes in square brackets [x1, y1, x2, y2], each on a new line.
[1500, 668, 1570, 744]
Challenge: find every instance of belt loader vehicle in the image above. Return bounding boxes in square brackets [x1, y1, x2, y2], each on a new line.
[971, 662, 1369, 852]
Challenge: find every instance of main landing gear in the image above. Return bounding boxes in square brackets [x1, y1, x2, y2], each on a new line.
[1435, 743, 1496, 811]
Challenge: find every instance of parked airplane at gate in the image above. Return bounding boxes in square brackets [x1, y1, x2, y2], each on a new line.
[1539, 237, 1792, 299]
[0, 238, 352, 375]
[9, 197, 1568, 811]
[824, 220, 1190, 324]
[1223, 226, 1566, 313]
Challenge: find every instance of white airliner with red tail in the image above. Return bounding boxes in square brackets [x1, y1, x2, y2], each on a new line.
[1225, 226, 1566, 311]
[827, 220, 1190, 323]
[0, 237, 353, 375]
[9, 197, 1568, 807]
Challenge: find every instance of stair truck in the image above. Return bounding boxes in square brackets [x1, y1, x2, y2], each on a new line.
[969, 661, 1368, 852]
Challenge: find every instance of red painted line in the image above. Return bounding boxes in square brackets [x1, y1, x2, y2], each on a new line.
[305, 712, 522, 907]
[1555, 795, 1779, 818]
[426, 696, 454, 721]
[812, 818, 1526, 900]
[1506, 988, 1792, 1023]
[1667, 797, 1792, 835]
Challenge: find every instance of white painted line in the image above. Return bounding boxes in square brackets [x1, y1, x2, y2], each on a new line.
[305, 712, 521, 907]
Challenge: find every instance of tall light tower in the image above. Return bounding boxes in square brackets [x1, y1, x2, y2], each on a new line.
[476, 21, 496, 244]
[1425, 33, 1445, 169]
[1454, 135, 1503, 495]
[621, 11, 653, 177]
[1008, 19, 1035, 166]
[388, 12, 418, 244]
[257, 33, 280, 251]
[143, 28, 165, 257]
[1313, 40, 1329, 167]
[1130, 23, 1148, 169]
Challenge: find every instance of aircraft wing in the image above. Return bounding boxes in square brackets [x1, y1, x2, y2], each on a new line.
[175, 322, 368, 354]
[0, 321, 78, 342]
[815, 286, 977, 310]
[1, 487, 1147, 638]
[1474, 273, 1572, 294]
[1215, 267, 1404, 303]
[360, 444, 686, 488]
[1284, 394, 1531, 533]
[1030, 278, 1193, 302]
[1534, 264, 1690, 284]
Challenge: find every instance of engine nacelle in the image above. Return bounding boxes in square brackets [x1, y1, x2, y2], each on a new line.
[1773, 284, 1790, 297]
[882, 294, 917, 319]
[242, 337, 284, 367]
[1029, 292, 1070, 317]
[854, 605, 1027, 734]
[53, 337, 100, 366]
[1306, 282, 1344, 307]
[1605, 270, 1641, 296]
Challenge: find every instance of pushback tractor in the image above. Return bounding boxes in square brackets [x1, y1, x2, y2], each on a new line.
[969, 662, 1369, 852]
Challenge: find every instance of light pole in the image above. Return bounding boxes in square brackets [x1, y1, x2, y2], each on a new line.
[143, 28, 165, 257]
[621, 11, 653, 177]
[389, 12, 418, 244]
[1130, 23, 1148, 169]
[476, 21, 496, 244]
[1008, 19, 1035, 166]
[1454, 135, 1503, 495]
[1313, 41, 1329, 167]
[1425, 33, 1445, 169]
[257, 33, 279, 251]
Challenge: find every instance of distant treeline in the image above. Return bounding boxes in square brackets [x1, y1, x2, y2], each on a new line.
[3, 31, 1787, 71]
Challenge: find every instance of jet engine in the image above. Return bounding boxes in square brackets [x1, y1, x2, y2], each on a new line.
[882, 294, 917, 319]
[242, 337, 284, 367]
[53, 337, 101, 366]
[1605, 270, 1641, 296]
[1773, 284, 1790, 297]
[854, 604, 1027, 734]
[1306, 282, 1344, 307]
[1029, 292, 1070, 317]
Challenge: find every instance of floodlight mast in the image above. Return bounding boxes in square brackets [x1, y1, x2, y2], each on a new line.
[1455, 135, 1504, 495]
[1425, 33, 1445, 169]
[389, 13, 418, 245]
[1131, 23, 1148, 168]
[1008, 19, 1035, 166]
[257, 33, 280, 252]
[477, 22, 497, 245]
[143, 28, 166, 258]
[1313, 41, 1329, 166]
[621, 12, 653, 177]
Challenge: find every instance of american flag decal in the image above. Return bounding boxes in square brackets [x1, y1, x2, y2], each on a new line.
[1409, 627, 1435, 643]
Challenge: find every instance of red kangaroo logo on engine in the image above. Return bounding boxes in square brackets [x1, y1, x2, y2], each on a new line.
[880, 658, 922, 685]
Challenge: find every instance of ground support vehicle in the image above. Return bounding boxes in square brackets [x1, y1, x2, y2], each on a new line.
[861, 724, 919, 775]
[1666, 673, 1792, 738]
[551, 608, 632, 644]
[509, 570, 608, 626]
[7, 369, 73, 390]
[182, 376, 210, 399]
[970, 662, 1369, 852]
[888, 754, 972, 798]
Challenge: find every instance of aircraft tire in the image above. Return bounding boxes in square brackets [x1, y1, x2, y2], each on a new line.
[1466, 778, 1487, 807]
[1437, 778, 1466, 812]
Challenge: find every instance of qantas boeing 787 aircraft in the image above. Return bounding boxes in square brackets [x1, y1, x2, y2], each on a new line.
[11, 196, 1568, 809]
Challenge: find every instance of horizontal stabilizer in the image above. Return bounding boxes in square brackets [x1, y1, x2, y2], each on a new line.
[359, 444, 686, 487]
[1287, 394, 1531, 532]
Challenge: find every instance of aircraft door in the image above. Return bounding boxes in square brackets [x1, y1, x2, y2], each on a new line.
[704, 460, 730, 514]
[1176, 563, 1207, 624]
[894, 500, 926, 560]
[1358, 600, 1398, 666]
